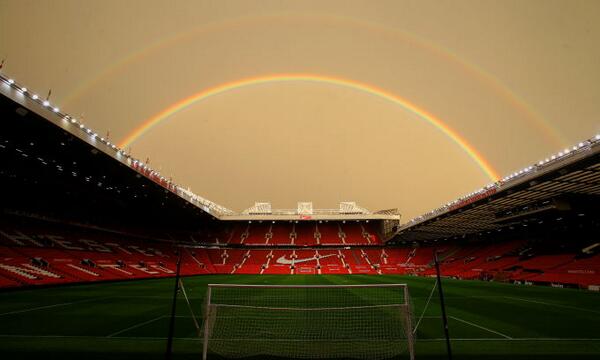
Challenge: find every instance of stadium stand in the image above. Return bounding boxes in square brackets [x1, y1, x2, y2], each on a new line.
[224, 222, 380, 246]
[1, 214, 599, 289]
[0, 73, 598, 292]
[0, 214, 397, 286]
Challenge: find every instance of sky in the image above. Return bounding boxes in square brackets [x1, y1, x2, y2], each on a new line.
[1, 0, 599, 221]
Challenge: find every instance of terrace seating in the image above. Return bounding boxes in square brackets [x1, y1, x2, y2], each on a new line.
[317, 223, 343, 245]
[516, 254, 575, 271]
[1, 217, 599, 290]
[0, 274, 21, 287]
[341, 223, 379, 245]
[317, 250, 348, 274]
[261, 250, 293, 274]
[243, 224, 271, 245]
[0, 222, 186, 286]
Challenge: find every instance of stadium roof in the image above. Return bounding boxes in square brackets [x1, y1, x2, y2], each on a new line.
[0, 74, 225, 234]
[0, 73, 399, 223]
[5, 71, 596, 235]
[395, 133, 600, 242]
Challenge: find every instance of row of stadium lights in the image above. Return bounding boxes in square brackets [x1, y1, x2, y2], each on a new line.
[4, 73, 599, 222]
[1, 75, 175, 193]
[4, 77, 122, 152]
[1, 73, 384, 219]
[408, 135, 600, 225]
[2, 72, 233, 218]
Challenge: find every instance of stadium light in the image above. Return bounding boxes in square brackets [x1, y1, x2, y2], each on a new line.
[43, 100, 49, 107]
[20, 87, 27, 93]
[53, 107, 59, 113]
[32, 94, 39, 100]
[7, 79, 14, 84]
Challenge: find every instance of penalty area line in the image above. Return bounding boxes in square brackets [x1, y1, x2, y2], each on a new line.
[0, 296, 112, 317]
[106, 315, 166, 338]
[449, 315, 512, 339]
[504, 296, 600, 315]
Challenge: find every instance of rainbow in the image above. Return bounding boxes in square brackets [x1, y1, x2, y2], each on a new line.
[118, 74, 501, 181]
[63, 13, 565, 148]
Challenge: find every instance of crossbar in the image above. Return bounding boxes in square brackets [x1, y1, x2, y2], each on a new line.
[212, 303, 407, 311]
[207, 283, 407, 289]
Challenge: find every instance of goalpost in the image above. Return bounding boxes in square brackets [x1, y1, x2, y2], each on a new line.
[202, 284, 415, 360]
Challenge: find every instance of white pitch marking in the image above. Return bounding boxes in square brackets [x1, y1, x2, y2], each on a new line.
[0, 334, 200, 341]
[449, 315, 513, 339]
[417, 338, 600, 342]
[504, 296, 600, 315]
[0, 296, 110, 317]
[106, 315, 166, 337]
[0, 334, 598, 342]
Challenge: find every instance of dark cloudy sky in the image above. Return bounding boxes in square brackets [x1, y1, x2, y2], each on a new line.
[1, 0, 599, 220]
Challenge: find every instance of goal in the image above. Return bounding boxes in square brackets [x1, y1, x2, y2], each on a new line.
[202, 284, 415, 360]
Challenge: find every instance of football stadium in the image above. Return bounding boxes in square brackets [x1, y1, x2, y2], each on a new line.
[1, 2, 600, 360]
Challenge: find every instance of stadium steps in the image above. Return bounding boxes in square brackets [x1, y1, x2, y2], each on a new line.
[185, 248, 216, 273]
[314, 223, 321, 245]
[290, 224, 297, 246]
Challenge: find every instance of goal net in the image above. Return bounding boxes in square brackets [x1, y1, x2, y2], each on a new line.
[202, 284, 415, 360]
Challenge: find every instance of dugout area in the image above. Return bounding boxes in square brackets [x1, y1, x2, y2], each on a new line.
[1, 274, 599, 360]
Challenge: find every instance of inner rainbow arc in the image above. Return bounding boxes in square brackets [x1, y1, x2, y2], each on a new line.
[118, 74, 500, 181]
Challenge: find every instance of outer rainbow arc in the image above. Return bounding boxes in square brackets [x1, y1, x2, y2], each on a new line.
[118, 74, 500, 181]
[64, 13, 565, 148]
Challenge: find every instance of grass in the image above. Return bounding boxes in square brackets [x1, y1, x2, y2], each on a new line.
[0, 274, 599, 359]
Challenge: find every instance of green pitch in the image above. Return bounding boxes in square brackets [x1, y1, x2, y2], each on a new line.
[0, 275, 599, 359]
